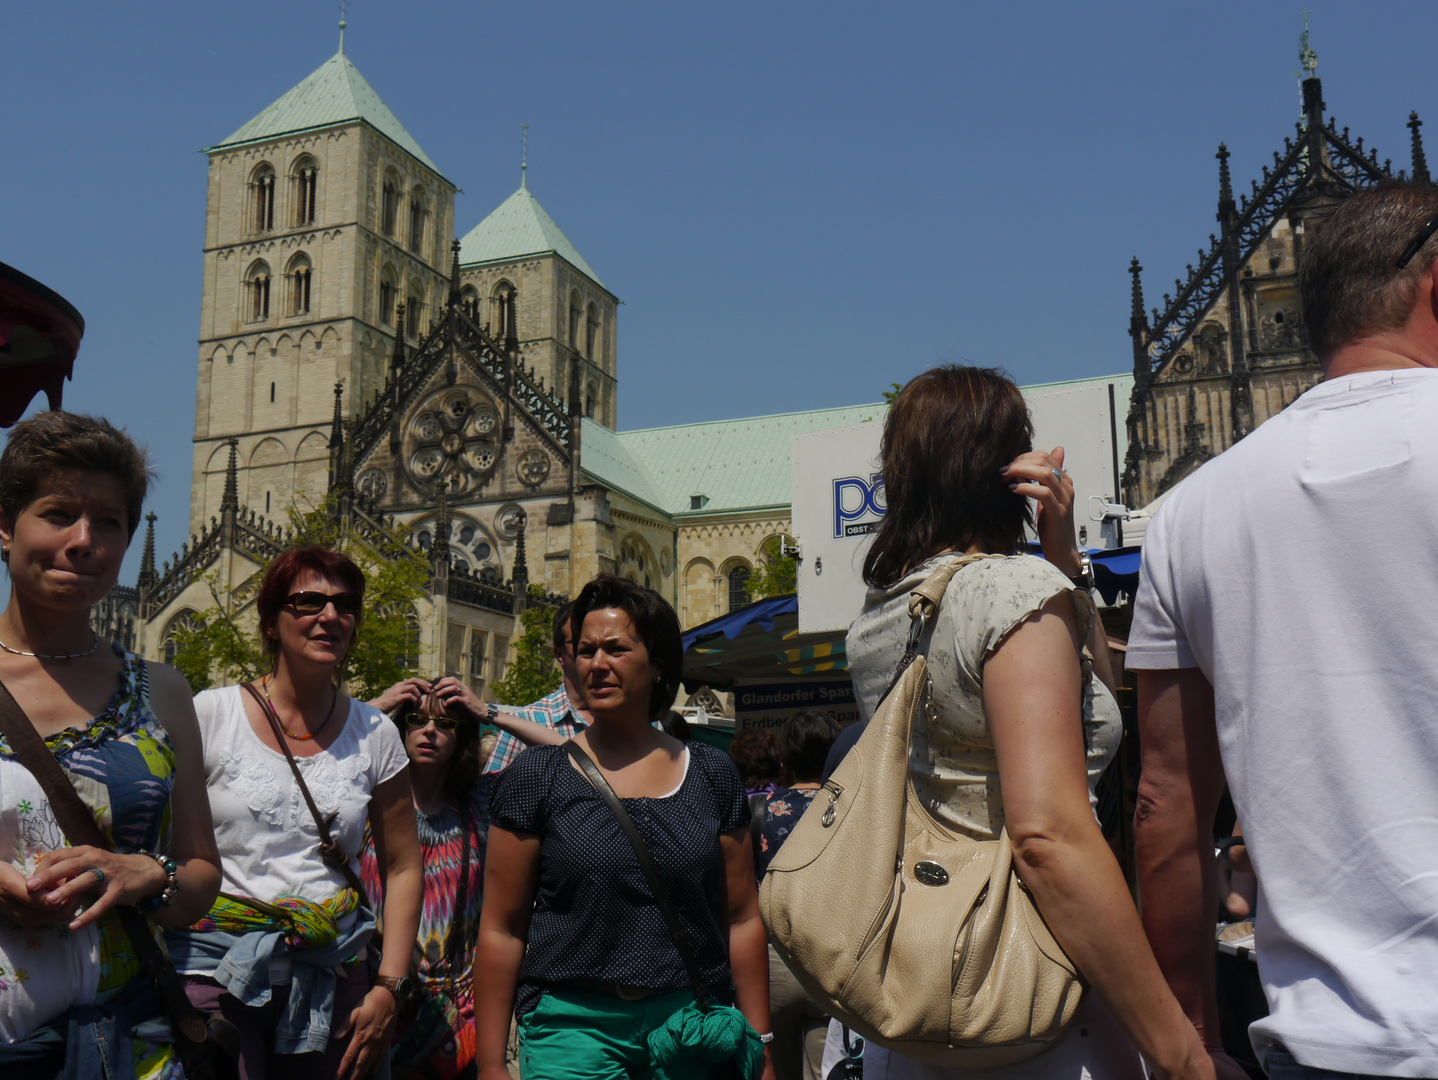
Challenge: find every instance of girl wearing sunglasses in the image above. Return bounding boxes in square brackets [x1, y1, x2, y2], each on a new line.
[357, 687, 499, 1079]
[167, 547, 423, 1080]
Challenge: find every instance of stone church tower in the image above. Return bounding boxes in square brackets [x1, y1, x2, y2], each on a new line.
[191, 38, 456, 536]
[1123, 62, 1432, 508]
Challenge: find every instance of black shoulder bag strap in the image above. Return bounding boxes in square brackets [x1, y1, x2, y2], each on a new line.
[565, 741, 714, 1008]
[239, 682, 370, 905]
[0, 676, 232, 1080]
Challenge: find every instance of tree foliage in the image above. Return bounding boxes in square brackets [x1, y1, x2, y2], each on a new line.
[490, 587, 562, 706]
[746, 535, 797, 600]
[882, 381, 904, 404]
[171, 496, 431, 700]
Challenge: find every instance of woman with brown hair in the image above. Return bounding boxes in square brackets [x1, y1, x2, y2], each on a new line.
[842, 366, 1230, 1080]
[167, 548, 423, 1080]
[0, 411, 221, 1078]
[359, 683, 497, 1080]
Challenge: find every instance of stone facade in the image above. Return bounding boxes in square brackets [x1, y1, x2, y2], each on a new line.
[1123, 76, 1429, 507]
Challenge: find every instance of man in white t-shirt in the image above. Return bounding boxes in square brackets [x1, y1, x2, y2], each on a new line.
[1130, 182, 1438, 1080]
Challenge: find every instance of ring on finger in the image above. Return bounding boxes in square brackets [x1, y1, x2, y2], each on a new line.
[1050, 468, 1064, 483]
[87, 868, 106, 890]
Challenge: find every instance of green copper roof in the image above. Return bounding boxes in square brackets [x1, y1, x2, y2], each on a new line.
[213, 49, 441, 175]
[458, 181, 603, 287]
[582, 403, 887, 517]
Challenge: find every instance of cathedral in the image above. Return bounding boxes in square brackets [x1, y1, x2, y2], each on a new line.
[1123, 47, 1432, 506]
[96, 38, 877, 693]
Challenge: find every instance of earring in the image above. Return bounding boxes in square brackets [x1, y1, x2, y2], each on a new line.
[1, 548, 8, 563]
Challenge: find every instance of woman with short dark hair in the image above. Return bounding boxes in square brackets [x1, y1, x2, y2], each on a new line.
[0, 411, 222, 1077]
[843, 366, 1210, 1080]
[475, 575, 775, 1080]
[168, 547, 423, 1080]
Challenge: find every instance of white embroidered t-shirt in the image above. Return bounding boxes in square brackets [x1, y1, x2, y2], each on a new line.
[194, 686, 408, 903]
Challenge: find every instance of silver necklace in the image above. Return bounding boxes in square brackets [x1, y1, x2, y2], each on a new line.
[0, 632, 101, 660]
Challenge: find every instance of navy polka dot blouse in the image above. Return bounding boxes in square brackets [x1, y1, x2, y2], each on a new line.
[489, 741, 751, 1015]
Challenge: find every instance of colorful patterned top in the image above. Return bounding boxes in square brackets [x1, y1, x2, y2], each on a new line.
[359, 775, 490, 1079]
[754, 785, 821, 881]
[0, 648, 182, 1079]
[484, 686, 584, 774]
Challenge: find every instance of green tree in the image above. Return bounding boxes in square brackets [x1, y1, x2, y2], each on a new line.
[882, 381, 904, 403]
[746, 535, 797, 600]
[172, 495, 431, 700]
[490, 587, 562, 705]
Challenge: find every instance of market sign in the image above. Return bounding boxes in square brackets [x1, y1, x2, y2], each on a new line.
[734, 679, 858, 733]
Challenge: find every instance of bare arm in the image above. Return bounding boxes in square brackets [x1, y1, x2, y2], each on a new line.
[337, 769, 423, 1080]
[432, 677, 568, 747]
[28, 662, 222, 929]
[475, 824, 541, 1080]
[985, 598, 1209, 1080]
[721, 828, 776, 1080]
[1134, 667, 1229, 1050]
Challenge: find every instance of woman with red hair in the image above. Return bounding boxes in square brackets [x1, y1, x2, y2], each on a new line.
[167, 547, 423, 1080]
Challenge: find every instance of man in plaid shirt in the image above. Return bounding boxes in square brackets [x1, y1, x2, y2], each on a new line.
[484, 602, 592, 774]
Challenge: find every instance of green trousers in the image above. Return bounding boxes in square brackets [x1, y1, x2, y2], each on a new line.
[518, 986, 711, 1080]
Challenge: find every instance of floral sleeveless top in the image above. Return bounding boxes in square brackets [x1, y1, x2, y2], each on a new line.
[0, 647, 182, 1078]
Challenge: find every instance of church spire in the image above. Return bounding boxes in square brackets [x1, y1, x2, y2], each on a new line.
[1216, 143, 1233, 209]
[1129, 258, 1150, 384]
[1410, 112, 1430, 183]
[520, 123, 529, 189]
[137, 512, 158, 592]
[221, 439, 239, 511]
[328, 380, 346, 490]
[448, 238, 462, 309]
[391, 301, 406, 377]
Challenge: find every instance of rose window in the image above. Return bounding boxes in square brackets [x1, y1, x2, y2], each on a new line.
[403, 389, 502, 493]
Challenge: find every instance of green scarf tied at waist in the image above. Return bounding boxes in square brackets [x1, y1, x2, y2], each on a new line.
[188, 888, 361, 950]
[647, 1000, 765, 1080]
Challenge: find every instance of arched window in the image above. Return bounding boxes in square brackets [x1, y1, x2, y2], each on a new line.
[251, 163, 276, 232]
[460, 285, 480, 322]
[381, 171, 401, 237]
[728, 565, 752, 612]
[586, 382, 597, 419]
[379, 264, 397, 325]
[585, 302, 599, 359]
[162, 610, 201, 665]
[492, 281, 515, 337]
[568, 291, 581, 346]
[291, 156, 318, 226]
[407, 287, 426, 339]
[245, 260, 271, 322]
[286, 252, 312, 315]
[408, 187, 428, 258]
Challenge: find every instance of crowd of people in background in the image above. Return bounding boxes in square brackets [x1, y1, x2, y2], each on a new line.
[2, 180, 1437, 1080]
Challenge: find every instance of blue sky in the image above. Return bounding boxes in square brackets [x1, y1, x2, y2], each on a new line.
[5, 1, 1434, 581]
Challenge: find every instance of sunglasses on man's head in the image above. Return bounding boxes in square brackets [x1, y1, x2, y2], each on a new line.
[283, 591, 363, 617]
[403, 713, 458, 732]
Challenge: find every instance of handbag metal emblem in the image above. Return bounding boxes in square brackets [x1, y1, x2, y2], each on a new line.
[913, 861, 949, 887]
[819, 780, 844, 827]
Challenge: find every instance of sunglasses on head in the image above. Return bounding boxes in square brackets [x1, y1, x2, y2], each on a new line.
[403, 713, 458, 732]
[283, 591, 363, 617]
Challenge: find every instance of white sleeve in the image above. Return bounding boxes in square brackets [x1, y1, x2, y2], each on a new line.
[190, 688, 226, 774]
[365, 707, 411, 786]
[1126, 504, 1199, 670]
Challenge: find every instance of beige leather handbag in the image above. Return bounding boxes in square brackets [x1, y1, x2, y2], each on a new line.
[759, 556, 1084, 1067]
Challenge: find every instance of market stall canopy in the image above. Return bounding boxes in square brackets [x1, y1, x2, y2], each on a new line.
[1022, 544, 1142, 604]
[682, 594, 847, 691]
[0, 261, 85, 426]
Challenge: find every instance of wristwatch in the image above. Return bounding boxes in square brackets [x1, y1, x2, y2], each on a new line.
[485, 702, 499, 723]
[375, 975, 416, 1005]
[1068, 552, 1095, 592]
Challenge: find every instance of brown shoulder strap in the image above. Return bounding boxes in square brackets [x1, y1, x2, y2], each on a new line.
[239, 681, 370, 904]
[0, 675, 215, 1059]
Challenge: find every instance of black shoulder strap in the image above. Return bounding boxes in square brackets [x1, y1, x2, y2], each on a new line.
[565, 740, 712, 1006]
[0, 675, 218, 1073]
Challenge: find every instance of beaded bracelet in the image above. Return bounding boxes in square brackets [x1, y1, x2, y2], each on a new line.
[137, 851, 181, 912]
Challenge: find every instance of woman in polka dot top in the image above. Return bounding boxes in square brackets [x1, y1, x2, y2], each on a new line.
[474, 575, 775, 1080]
